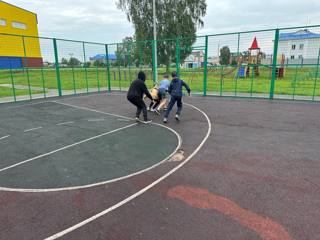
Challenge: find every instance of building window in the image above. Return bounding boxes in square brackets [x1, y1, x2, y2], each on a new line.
[298, 55, 303, 59]
[299, 44, 304, 50]
[291, 44, 296, 50]
[12, 21, 27, 30]
[290, 55, 295, 60]
[0, 19, 6, 26]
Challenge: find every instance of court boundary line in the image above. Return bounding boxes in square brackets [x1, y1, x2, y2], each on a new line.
[0, 123, 137, 174]
[52, 101, 133, 120]
[56, 121, 75, 126]
[43, 102, 212, 240]
[23, 127, 43, 132]
[0, 135, 10, 140]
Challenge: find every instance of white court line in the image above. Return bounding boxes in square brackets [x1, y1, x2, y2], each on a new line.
[87, 119, 105, 122]
[117, 118, 131, 122]
[23, 127, 43, 133]
[4, 101, 49, 109]
[44, 102, 212, 240]
[0, 135, 10, 140]
[52, 101, 133, 120]
[0, 123, 137, 173]
[56, 121, 75, 126]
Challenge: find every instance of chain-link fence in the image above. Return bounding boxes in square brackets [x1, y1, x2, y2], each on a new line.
[1, 25, 320, 103]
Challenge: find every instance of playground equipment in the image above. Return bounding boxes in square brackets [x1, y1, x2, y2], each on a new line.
[238, 37, 262, 78]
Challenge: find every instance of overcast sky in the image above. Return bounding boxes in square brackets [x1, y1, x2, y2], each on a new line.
[7, 0, 320, 43]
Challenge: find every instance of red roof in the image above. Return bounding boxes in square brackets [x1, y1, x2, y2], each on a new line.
[249, 37, 260, 50]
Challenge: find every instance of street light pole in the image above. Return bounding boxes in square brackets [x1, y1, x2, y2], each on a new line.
[152, 0, 158, 83]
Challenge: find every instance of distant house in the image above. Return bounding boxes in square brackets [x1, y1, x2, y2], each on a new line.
[183, 51, 204, 68]
[89, 54, 117, 63]
[278, 29, 320, 64]
[208, 56, 220, 66]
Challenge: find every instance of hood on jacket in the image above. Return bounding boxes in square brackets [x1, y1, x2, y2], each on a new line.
[138, 71, 146, 82]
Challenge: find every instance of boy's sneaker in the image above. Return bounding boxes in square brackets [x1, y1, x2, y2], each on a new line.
[143, 119, 152, 124]
[154, 109, 160, 115]
[175, 114, 180, 121]
[135, 117, 140, 122]
[163, 118, 168, 123]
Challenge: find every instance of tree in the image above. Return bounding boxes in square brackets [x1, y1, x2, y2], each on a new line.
[61, 58, 68, 65]
[83, 62, 91, 68]
[220, 46, 231, 65]
[117, 0, 207, 69]
[68, 57, 81, 67]
[115, 36, 138, 67]
[93, 60, 101, 67]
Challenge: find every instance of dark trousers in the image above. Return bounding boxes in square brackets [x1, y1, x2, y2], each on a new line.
[164, 95, 182, 118]
[127, 96, 148, 120]
[149, 99, 160, 110]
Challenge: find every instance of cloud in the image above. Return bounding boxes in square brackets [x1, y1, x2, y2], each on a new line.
[6, 0, 320, 44]
[8, 0, 134, 42]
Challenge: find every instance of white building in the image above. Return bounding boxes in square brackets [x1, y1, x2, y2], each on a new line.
[183, 51, 204, 68]
[278, 29, 320, 64]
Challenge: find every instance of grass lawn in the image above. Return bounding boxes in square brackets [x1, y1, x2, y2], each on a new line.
[0, 86, 44, 98]
[0, 65, 319, 100]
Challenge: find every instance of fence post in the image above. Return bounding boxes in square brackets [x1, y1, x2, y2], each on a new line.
[269, 28, 279, 100]
[203, 35, 209, 96]
[237, 33, 240, 56]
[82, 42, 89, 93]
[152, 40, 157, 83]
[9, 68, 16, 102]
[105, 44, 111, 91]
[22, 36, 32, 99]
[53, 38, 62, 97]
[128, 42, 132, 82]
[175, 37, 181, 77]
[312, 47, 320, 101]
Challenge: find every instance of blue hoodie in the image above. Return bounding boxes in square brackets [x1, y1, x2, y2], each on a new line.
[168, 78, 191, 97]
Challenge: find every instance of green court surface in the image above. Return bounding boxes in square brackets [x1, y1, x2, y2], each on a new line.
[0, 101, 179, 190]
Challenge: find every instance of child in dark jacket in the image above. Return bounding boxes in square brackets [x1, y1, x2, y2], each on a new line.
[163, 71, 191, 123]
[127, 71, 153, 124]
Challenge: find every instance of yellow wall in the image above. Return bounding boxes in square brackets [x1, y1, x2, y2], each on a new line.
[0, 1, 41, 58]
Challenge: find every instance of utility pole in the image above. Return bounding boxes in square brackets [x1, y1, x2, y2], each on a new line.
[152, 0, 158, 83]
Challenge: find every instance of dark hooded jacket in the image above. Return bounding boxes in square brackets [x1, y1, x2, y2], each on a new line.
[168, 77, 191, 97]
[127, 72, 152, 99]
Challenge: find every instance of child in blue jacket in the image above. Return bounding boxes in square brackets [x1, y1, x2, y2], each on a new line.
[163, 71, 191, 123]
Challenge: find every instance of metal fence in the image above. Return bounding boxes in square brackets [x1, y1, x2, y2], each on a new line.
[0, 24, 319, 103]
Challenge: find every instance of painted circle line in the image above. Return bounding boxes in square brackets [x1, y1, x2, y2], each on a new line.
[44, 101, 212, 240]
[0, 103, 182, 192]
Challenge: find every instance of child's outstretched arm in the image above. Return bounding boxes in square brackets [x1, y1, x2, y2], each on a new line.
[142, 83, 153, 100]
[182, 81, 191, 96]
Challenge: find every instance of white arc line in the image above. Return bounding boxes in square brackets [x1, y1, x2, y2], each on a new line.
[44, 102, 212, 240]
[0, 123, 137, 173]
[56, 121, 75, 126]
[0, 123, 181, 193]
[0, 135, 10, 140]
[23, 127, 43, 132]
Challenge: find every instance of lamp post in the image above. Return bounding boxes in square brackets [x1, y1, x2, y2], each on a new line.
[152, 0, 157, 83]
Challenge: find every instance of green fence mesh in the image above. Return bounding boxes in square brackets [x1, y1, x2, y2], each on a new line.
[0, 25, 320, 103]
